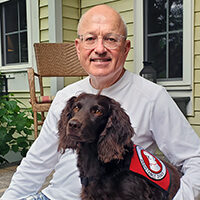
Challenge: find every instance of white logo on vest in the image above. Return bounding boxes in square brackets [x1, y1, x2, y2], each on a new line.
[136, 146, 167, 180]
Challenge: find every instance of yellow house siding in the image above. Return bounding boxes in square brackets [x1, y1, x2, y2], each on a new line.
[63, 6, 79, 19]
[63, 0, 79, 8]
[39, 0, 48, 7]
[195, 98, 200, 111]
[39, 0, 49, 42]
[62, 0, 80, 43]
[195, 55, 200, 68]
[193, 126, 200, 135]
[195, 27, 200, 41]
[81, 0, 116, 8]
[188, 112, 200, 125]
[188, 0, 200, 137]
[62, 0, 81, 85]
[195, 0, 200, 11]
[195, 12, 200, 26]
[40, 30, 49, 42]
[40, 18, 48, 30]
[40, 6, 48, 18]
[195, 41, 200, 54]
[63, 30, 77, 41]
[195, 84, 200, 96]
[63, 18, 78, 30]
[195, 70, 200, 82]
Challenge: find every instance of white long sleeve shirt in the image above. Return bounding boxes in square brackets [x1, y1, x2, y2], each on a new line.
[1, 71, 200, 200]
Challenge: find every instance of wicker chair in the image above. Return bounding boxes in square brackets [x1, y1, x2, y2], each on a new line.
[28, 43, 87, 139]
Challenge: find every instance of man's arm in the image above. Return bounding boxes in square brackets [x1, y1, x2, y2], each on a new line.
[173, 156, 200, 199]
[150, 88, 200, 200]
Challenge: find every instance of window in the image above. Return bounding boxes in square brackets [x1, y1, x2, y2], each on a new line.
[144, 0, 183, 81]
[0, 0, 28, 66]
[134, 0, 193, 88]
[134, 0, 193, 114]
[0, 0, 39, 72]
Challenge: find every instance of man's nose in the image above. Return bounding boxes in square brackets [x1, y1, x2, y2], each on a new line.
[94, 38, 106, 54]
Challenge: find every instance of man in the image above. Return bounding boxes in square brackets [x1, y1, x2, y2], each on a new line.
[1, 5, 200, 200]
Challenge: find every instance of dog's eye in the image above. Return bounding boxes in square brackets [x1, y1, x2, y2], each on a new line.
[73, 105, 80, 113]
[91, 107, 103, 116]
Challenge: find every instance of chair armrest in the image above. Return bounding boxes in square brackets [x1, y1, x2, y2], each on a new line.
[34, 71, 40, 77]
[27, 68, 37, 105]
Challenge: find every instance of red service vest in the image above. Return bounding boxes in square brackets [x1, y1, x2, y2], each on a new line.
[129, 145, 171, 194]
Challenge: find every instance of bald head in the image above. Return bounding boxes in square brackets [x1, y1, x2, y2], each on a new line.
[77, 5, 127, 38]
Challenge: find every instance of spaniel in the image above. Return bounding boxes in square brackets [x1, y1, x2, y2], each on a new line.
[58, 93, 180, 200]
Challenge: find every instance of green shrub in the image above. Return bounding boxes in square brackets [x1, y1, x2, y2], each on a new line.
[0, 95, 34, 165]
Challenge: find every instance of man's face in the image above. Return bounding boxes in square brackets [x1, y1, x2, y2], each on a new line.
[75, 10, 130, 82]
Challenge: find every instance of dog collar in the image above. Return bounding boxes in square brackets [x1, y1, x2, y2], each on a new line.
[129, 145, 171, 195]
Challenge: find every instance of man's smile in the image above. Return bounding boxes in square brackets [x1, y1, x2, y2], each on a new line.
[90, 58, 112, 62]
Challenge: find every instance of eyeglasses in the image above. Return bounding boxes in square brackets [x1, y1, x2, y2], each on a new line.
[78, 33, 126, 50]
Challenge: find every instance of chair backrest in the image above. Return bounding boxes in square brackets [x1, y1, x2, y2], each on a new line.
[34, 43, 88, 77]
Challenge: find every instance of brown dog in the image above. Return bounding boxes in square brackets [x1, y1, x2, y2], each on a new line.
[58, 93, 181, 200]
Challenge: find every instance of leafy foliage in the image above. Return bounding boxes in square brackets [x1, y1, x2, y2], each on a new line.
[0, 95, 34, 165]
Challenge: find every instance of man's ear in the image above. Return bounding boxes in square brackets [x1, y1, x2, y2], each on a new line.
[75, 39, 81, 60]
[124, 40, 131, 57]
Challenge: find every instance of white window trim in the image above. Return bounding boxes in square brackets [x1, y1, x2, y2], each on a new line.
[0, 0, 39, 73]
[0, 0, 9, 3]
[134, 0, 194, 89]
[133, 0, 194, 115]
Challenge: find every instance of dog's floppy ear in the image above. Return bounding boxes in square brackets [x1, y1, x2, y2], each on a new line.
[58, 96, 77, 153]
[98, 99, 134, 163]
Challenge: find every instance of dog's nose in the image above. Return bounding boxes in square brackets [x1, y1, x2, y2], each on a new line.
[69, 119, 82, 130]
